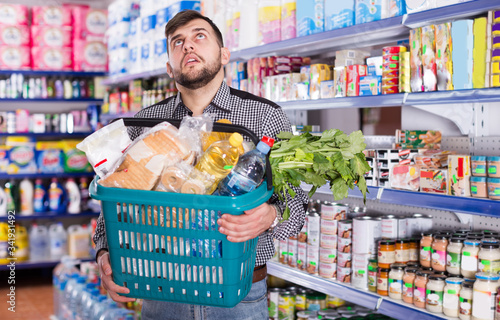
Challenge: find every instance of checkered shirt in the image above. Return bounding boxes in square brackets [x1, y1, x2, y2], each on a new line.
[93, 81, 309, 266]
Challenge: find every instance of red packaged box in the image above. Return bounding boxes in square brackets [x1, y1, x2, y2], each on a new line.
[73, 40, 107, 72]
[383, 70, 399, 78]
[0, 46, 31, 70]
[0, 25, 30, 46]
[382, 85, 399, 95]
[32, 47, 73, 71]
[0, 4, 29, 25]
[31, 26, 72, 47]
[383, 62, 400, 71]
[346, 65, 367, 97]
[32, 6, 72, 26]
[382, 46, 407, 55]
[382, 78, 399, 86]
[71, 6, 107, 40]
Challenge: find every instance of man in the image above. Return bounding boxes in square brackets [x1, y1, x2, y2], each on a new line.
[94, 9, 308, 320]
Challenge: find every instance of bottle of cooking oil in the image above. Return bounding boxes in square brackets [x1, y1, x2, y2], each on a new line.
[194, 132, 243, 194]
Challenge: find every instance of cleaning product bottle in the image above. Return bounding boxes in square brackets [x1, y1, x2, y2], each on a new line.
[194, 132, 243, 194]
[0, 187, 7, 216]
[68, 225, 90, 259]
[29, 224, 49, 261]
[4, 181, 15, 212]
[19, 178, 34, 215]
[49, 178, 67, 213]
[0, 222, 8, 264]
[79, 178, 89, 212]
[218, 136, 274, 196]
[34, 179, 48, 213]
[65, 178, 81, 214]
[49, 223, 68, 260]
[15, 225, 29, 262]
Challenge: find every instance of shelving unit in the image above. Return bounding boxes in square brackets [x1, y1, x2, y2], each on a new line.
[0, 98, 103, 103]
[0, 257, 94, 272]
[267, 262, 446, 320]
[0, 172, 95, 180]
[0, 71, 106, 77]
[0, 132, 92, 138]
[0, 211, 100, 222]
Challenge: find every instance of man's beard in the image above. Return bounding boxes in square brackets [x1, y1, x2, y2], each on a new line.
[173, 55, 221, 90]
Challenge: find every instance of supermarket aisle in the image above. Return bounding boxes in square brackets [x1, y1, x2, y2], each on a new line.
[0, 269, 53, 320]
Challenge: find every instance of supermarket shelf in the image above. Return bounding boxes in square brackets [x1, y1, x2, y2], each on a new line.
[0, 98, 103, 103]
[0, 132, 92, 138]
[279, 94, 405, 110]
[102, 68, 169, 86]
[0, 172, 95, 180]
[267, 262, 446, 320]
[404, 0, 500, 28]
[229, 16, 407, 61]
[0, 70, 106, 77]
[100, 112, 136, 123]
[0, 257, 94, 271]
[404, 88, 500, 106]
[0, 211, 100, 222]
[307, 183, 500, 217]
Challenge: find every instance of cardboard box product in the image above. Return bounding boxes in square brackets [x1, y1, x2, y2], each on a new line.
[283, 73, 302, 100]
[473, 18, 487, 89]
[320, 80, 335, 99]
[347, 65, 368, 97]
[367, 56, 383, 76]
[421, 25, 437, 92]
[32, 6, 72, 26]
[325, 0, 355, 30]
[258, 2, 281, 44]
[420, 168, 448, 194]
[355, 0, 382, 24]
[390, 164, 420, 191]
[434, 23, 453, 91]
[452, 20, 474, 90]
[0, 4, 29, 25]
[0, 25, 30, 47]
[334, 66, 347, 97]
[396, 129, 442, 145]
[410, 28, 423, 92]
[359, 76, 382, 96]
[0, 46, 31, 70]
[6, 137, 37, 174]
[73, 40, 107, 72]
[281, 0, 297, 40]
[293, 82, 310, 100]
[310, 64, 332, 100]
[448, 155, 471, 197]
[296, 0, 325, 37]
[31, 26, 72, 48]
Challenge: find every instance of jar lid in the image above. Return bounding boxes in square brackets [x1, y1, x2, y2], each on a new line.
[487, 156, 500, 161]
[406, 261, 420, 267]
[467, 236, 484, 241]
[450, 237, 464, 243]
[484, 231, 500, 236]
[379, 268, 391, 273]
[462, 281, 474, 288]
[433, 234, 449, 240]
[429, 274, 447, 281]
[339, 219, 352, 223]
[416, 271, 430, 277]
[379, 240, 396, 245]
[475, 272, 500, 281]
[433, 271, 448, 276]
[451, 233, 467, 238]
[269, 288, 282, 292]
[455, 229, 470, 234]
[420, 267, 433, 271]
[471, 176, 487, 182]
[318, 310, 339, 316]
[390, 263, 406, 270]
[464, 240, 481, 246]
[306, 292, 327, 299]
[280, 290, 293, 296]
[382, 215, 396, 219]
[472, 156, 487, 161]
[469, 232, 484, 236]
[395, 239, 409, 244]
[480, 242, 500, 248]
[445, 277, 464, 285]
[421, 232, 433, 237]
[369, 258, 378, 263]
[297, 311, 318, 317]
[488, 177, 500, 183]
[405, 267, 418, 274]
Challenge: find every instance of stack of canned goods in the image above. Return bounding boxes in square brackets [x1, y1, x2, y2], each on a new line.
[337, 217, 352, 283]
[318, 202, 346, 279]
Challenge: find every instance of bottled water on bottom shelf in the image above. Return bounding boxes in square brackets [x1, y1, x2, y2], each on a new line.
[53, 256, 79, 319]
[64, 276, 86, 320]
[76, 286, 99, 320]
[99, 308, 137, 320]
[91, 297, 118, 320]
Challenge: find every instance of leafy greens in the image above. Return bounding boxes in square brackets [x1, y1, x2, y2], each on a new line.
[270, 129, 371, 220]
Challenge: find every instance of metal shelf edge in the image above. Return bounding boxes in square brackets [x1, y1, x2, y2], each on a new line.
[0, 172, 95, 180]
[102, 69, 169, 86]
[0, 211, 100, 221]
[0, 257, 94, 271]
[377, 298, 448, 320]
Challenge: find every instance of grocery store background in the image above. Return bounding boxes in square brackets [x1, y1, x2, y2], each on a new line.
[1, 0, 500, 319]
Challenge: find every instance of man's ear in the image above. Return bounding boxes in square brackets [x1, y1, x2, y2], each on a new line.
[166, 61, 173, 78]
[221, 47, 230, 66]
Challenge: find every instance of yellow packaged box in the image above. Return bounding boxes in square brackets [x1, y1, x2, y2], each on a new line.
[435, 23, 453, 91]
[310, 64, 332, 100]
[473, 17, 487, 88]
[410, 28, 423, 92]
[448, 155, 471, 197]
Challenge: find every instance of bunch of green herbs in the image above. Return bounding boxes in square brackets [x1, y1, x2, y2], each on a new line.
[270, 129, 371, 219]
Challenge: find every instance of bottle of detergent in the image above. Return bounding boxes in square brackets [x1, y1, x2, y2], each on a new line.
[15, 225, 29, 262]
[33, 179, 48, 213]
[65, 178, 81, 214]
[19, 178, 34, 215]
[0, 222, 8, 264]
[79, 178, 89, 212]
[4, 181, 16, 212]
[0, 187, 7, 216]
[48, 178, 67, 213]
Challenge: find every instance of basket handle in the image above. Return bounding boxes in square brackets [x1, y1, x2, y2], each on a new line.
[113, 117, 273, 191]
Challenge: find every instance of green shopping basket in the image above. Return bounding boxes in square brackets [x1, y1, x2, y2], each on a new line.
[89, 118, 274, 308]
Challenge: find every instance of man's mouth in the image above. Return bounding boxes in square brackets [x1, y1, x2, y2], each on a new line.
[184, 55, 200, 66]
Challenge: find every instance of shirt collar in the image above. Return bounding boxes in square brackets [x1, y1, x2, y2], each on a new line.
[173, 81, 233, 115]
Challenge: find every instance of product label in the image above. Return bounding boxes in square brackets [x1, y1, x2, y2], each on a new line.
[426, 289, 444, 307]
[86, 11, 107, 35]
[420, 246, 431, 262]
[414, 286, 426, 303]
[403, 282, 414, 299]
[320, 219, 338, 235]
[474, 164, 486, 174]
[395, 248, 410, 263]
[307, 216, 320, 246]
[297, 242, 307, 271]
[368, 271, 377, 288]
[460, 297, 472, 315]
[431, 249, 447, 269]
[278, 295, 292, 320]
[227, 172, 257, 192]
[49, 186, 63, 211]
[377, 277, 388, 293]
[461, 252, 478, 271]
[378, 250, 395, 264]
[409, 248, 419, 262]
[489, 165, 497, 174]
[447, 252, 461, 268]
[443, 290, 460, 311]
[478, 258, 500, 273]
[472, 290, 497, 319]
[389, 278, 403, 295]
[295, 294, 306, 311]
[1, 26, 22, 46]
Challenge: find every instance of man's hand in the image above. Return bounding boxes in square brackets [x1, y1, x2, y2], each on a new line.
[217, 203, 276, 242]
[97, 251, 136, 303]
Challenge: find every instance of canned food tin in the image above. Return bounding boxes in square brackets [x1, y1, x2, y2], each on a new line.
[383, 70, 399, 78]
[382, 77, 399, 86]
[353, 216, 381, 255]
[279, 239, 288, 264]
[337, 252, 352, 268]
[383, 46, 407, 55]
[306, 243, 320, 274]
[381, 215, 399, 239]
[278, 290, 294, 320]
[319, 247, 337, 264]
[272, 238, 280, 261]
[337, 266, 352, 283]
[414, 214, 433, 233]
[288, 236, 298, 268]
[327, 296, 346, 308]
[382, 62, 400, 71]
[297, 241, 307, 271]
[268, 288, 281, 319]
[321, 203, 348, 220]
[383, 55, 400, 64]
[319, 262, 337, 278]
[298, 219, 307, 243]
[398, 218, 408, 238]
[307, 210, 321, 246]
[320, 219, 338, 235]
[295, 288, 307, 311]
[338, 220, 352, 238]
[352, 253, 371, 290]
[320, 233, 337, 249]
[338, 237, 352, 253]
[382, 85, 399, 94]
[406, 216, 419, 237]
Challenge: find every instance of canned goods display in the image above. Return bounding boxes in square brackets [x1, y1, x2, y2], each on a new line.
[288, 236, 298, 268]
[320, 233, 337, 249]
[297, 242, 308, 271]
[338, 237, 352, 253]
[319, 262, 337, 278]
[307, 210, 321, 247]
[353, 216, 381, 255]
[337, 252, 352, 268]
[338, 220, 352, 238]
[306, 243, 320, 274]
[320, 219, 338, 235]
[278, 290, 294, 320]
[279, 238, 288, 264]
[268, 288, 281, 319]
[337, 266, 352, 283]
[321, 203, 349, 220]
[319, 247, 337, 264]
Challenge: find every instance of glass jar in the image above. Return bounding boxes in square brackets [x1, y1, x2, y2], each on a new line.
[420, 233, 433, 267]
[443, 277, 464, 318]
[459, 281, 474, 320]
[295, 288, 308, 311]
[377, 268, 390, 296]
[406, 261, 420, 268]
[414, 270, 431, 309]
[306, 292, 327, 311]
[471, 156, 487, 177]
[403, 267, 418, 304]
[367, 258, 378, 292]
[431, 235, 448, 271]
[395, 239, 410, 264]
[471, 176, 488, 198]
[378, 240, 396, 268]
[478, 242, 500, 274]
[296, 311, 318, 320]
[447, 237, 464, 275]
[461, 240, 481, 278]
[408, 239, 419, 262]
[426, 275, 447, 314]
[388, 263, 405, 300]
[472, 272, 500, 320]
[487, 156, 500, 178]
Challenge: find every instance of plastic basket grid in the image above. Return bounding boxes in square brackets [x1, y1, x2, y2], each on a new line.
[90, 177, 273, 308]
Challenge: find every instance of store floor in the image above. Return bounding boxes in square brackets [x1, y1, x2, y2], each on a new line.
[0, 269, 54, 320]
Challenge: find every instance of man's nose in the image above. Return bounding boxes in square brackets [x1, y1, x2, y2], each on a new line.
[183, 38, 195, 52]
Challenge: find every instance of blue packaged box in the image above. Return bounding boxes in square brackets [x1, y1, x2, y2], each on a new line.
[296, 0, 325, 37]
[355, 0, 382, 25]
[141, 14, 156, 34]
[168, 1, 201, 20]
[359, 76, 382, 96]
[452, 20, 474, 90]
[325, 0, 355, 31]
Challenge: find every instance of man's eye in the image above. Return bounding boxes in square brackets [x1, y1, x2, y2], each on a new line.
[196, 34, 206, 39]
[174, 39, 183, 46]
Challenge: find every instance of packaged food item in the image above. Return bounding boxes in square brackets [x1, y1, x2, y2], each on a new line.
[382, 85, 399, 95]
[325, 0, 355, 30]
[461, 240, 480, 278]
[413, 270, 431, 308]
[351, 253, 370, 290]
[420, 233, 433, 268]
[0, 46, 31, 70]
[421, 25, 437, 91]
[452, 20, 474, 90]
[400, 51, 411, 93]
[410, 28, 423, 92]
[487, 156, 500, 178]
[388, 263, 405, 300]
[279, 238, 288, 264]
[443, 277, 463, 318]
[296, 0, 324, 37]
[359, 76, 382, 96]
[281, 0, 296, 40]
[378, 240, 395, 268]
[368, 258, 378, 292]
[478, 242, 500, 273]
[355, 0, 382, 24]
[420, 168, 447, 194]
[403, 267, 417, 304]
[377, 268, 390, 296]
[471, 155, 487, 176]
[320, 80, 334, 99]
[431, 235, 448, 271]
[310, 64, 332, 100]
[334, 66, 347, 97]
[470, 176, 487, 198]
[319, 261, 336, 278]
[488, 178, 500, 200]
[353, 216, 381, 255]
[395, 239, 410, 264]
[426, 274, 447, 314]
[337, 266, 351, 283]
[473, 17, 487, 89]
[390, 164, 420, 191]
[446, 237, 463, 275]
[459, 281, 473, 320]
[448, 155, 471, 197]
[435, 23, 453, 91]
[306, 243, 320, 274]
[472, 272, 500, 320]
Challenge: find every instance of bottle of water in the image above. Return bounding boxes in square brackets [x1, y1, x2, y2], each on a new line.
[76, 285, 98, 320]
[53, 256, 79, 319]
[49, 223, 68, 260]
[60, 273, 79, 319]
[67, 276, 86, 320]
[99, 308, 137, 320]
[218, 136, 274, 196]
[92, 296, 117, 320]
[29, 224, 49, 261]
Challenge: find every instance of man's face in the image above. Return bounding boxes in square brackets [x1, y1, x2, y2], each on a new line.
[166, 19, 227, 90]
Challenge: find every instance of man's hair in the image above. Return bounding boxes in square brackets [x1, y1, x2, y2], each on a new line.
[164, 10, 224, 50]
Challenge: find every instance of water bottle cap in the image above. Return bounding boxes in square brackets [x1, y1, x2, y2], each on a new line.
[261, 136, 275, 147]
[229, 133, 243, 147]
